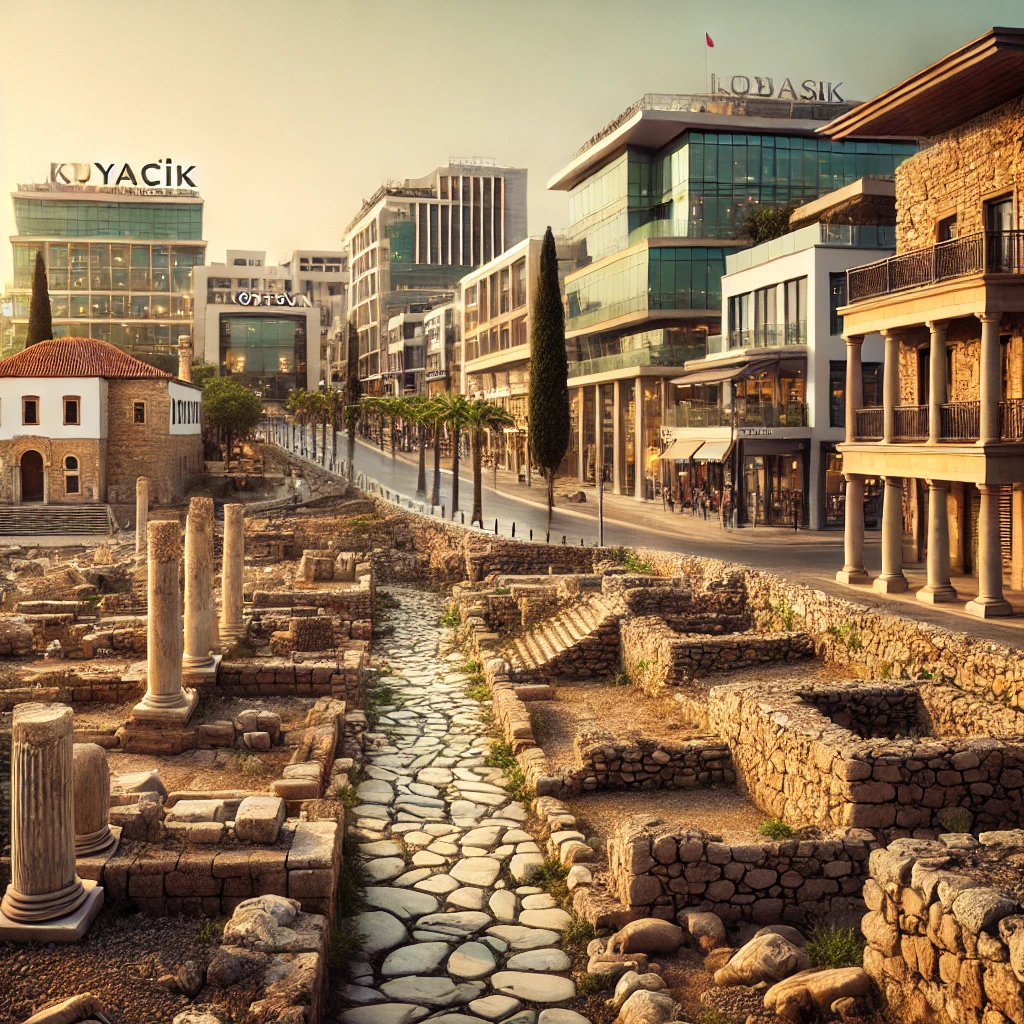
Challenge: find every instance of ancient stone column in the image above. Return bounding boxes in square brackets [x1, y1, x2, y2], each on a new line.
[918, 481, 957, 604]
[2, 703, 86, 922]
[177, 335, 193, 383]
[966, 484, 1013, 618]
[873, 476, 908, 594]
[220, 503, 245, 644]
[135, 520, 188, 713]
[927, 321, 948, 442]
[135, 476, 149, 554]
[978, 313, 1002, 444]
[882, 329, 900, 444]
[73, 743, 116, 857]
[837, 475, 869, 584]
[183, 496, 216, 669]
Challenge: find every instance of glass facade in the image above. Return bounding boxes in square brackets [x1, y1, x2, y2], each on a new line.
[219, 315, 307, 402]
[14, 199, 202, 239]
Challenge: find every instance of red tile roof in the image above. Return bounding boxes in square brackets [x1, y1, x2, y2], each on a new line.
[0, 337, 173, 380]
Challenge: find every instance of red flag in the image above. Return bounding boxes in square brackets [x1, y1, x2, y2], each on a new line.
[705, 32, 714, 47]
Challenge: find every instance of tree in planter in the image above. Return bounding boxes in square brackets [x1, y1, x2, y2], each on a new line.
[324, 388, 343, 471]
[358, 395, 385, 452]
[528, 227, 570, 536]
[466, 400, 515, 527]
[432, 392, 471, 514]
[26, 251, 53, 347]
[740, 205, 795, 244]
[203, 377, 263, 467]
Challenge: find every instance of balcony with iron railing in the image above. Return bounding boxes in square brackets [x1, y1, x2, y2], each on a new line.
[853, 398, 1024, 440]
[847, 230, 1024, 303]
[666, 400, 808, 430]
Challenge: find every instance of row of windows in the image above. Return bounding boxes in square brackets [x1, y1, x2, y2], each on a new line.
[14, 199, 203, 240]
[727, 277, 808, 343]
[463, 258, 527, 330]
[12, 294, 192, 321]
[171, 398, 201, 426]
[9, 323, 191, 372]
[12, 243, 203, 292]
[19, 396, 79, 427]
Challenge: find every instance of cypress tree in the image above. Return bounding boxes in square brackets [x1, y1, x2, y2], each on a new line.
[26, 251, 53, 347]
[528, 227, 569, 536]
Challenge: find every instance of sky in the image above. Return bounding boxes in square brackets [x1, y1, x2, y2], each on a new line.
[1, 0, 1022, 284]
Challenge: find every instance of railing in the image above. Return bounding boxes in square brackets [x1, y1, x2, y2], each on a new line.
[706, 334, 724, 354]
[848, 230, 1024, 302]
[1001, 398, 1024, 439]
[667, 403, 728, 429]
[567, 343, 699, 378]
[855, 407, 883, 439]
[727, 322, 806, 349]
[667, 401, 807, 429]
[894, 405, 927, 440]
[941, 401, 979, 440]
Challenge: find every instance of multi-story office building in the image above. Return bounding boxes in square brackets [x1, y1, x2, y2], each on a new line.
[461, 236, 577, 474]
[661, 178, 896, 530]
[423, 303, 458, 398]
[7, 180, 205, 372]
[548, 93, 916, 500]
[824, 28, 1024, 617]
[192, 249, 347, 406]
[344, 160, 527, 394]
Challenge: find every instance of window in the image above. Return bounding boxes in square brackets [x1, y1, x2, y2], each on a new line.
[829, 361, 846, 427]
[63, 396, 80, 425]
[862, 363, 883, 407]
[937, 214, 957, 241]
[22, 396, 39, 425]
[784, 277, 807, 343]
[64, 456, 80, 495]
[829, 273, 847, 336]
[133, 401, 146, 424]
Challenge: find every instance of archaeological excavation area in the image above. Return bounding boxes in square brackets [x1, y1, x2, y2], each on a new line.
[2, 459, 1024, 1024]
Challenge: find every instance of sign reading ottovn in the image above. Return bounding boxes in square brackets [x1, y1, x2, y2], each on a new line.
[234, 291, 313, 307]
[710, 74, 845, 102]
[50, 161, 197, 188]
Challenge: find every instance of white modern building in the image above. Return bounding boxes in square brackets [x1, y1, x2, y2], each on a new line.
[661, 179, 896, 529]
[192, 249, 347, 405]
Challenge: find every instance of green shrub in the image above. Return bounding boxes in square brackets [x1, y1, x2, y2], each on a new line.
[614, 672, 632, 687]
[692, 1010, 730, 1024]
[485, 740, 533, 804]
[619, 550, 655, 574]
[775, 599, 796, 631]
[466, 683, 491, 702]
[462, 660, 482, 674]
[804, 925, 864, 968]
[197, 916, 227, 943]
[758, 818, 795, 840]
[532, 857, 570, 902]
[327, 922, 366, 971]
[562, 916, 596, 957]
[439, 605, 461, 628]
[937, 806, 973, 833]
[234, 752, 269, 777]
[575, 971, 615, 997]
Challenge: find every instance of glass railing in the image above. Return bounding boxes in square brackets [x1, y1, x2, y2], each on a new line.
[706, 334, 724, 354]
[726, 321, 806, 349]
[666, 401, 808, 429]
[726, 223, 896, 273]
[568, 343, 697, 378]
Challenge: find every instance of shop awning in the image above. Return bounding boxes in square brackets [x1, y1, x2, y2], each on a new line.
[671, 357, 778, 387]
[659, 438, 706, 460]
[693, 439, 734, 462]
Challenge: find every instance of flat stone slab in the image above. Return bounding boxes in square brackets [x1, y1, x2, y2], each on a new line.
[380, 941, 451, 977]
[365, 858, 408, 883]
[414, 874, 461, 895]
[489, 890, 517, 923]
[507, 949, 572, 972]
[509, 854, 544, 884]
[518, 908, 573, 930]
[521, 894, 556, 910]
[491, 972, 576, 1003]
[470, 996, 523, 1021]
[415, 911, 492, 937]
[450, 858, 501, 887]
[447, 888, 486, 911]
[379, 977, 485, 1007]
[360, 841, 404, 858]
[460, 826, 504, 847]
[486, 926, 562, 950]
[363, 887, 439, 919]
[538, 1011, 591, 1024]
[447, 941, 497, 979]
[340, 1004, 430, 1024]
[352, 911, 409, 954]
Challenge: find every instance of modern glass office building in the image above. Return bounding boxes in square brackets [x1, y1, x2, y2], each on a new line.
[219, 315, 307, 403]
[548, 92, 915, 502]
[8, 183, 205, 373]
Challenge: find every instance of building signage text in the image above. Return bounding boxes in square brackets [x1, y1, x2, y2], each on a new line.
[737, 427, 776, 437]
[234, 291, 313, 308]
[50, 161, 197, 188]
[710, 73, 844, 102]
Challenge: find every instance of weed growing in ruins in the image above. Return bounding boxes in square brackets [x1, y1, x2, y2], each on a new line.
[197, 916, 227, 943]
[346, 515, 374, 537]
[234, 752, 270, 777]
[493, 586, 511, 594]
[758, 819, 795, 840]
[828, 621, 863, 651]
[486, 740, 534, 804]
[462, 660, 482, 674]
[328, 922, 366, 973]
[879, 662, 892, 679]
[439, 604, 462, 628]
[562, 916, 596, 957]
[532, 857, 570, 902]
[466, 683, 491, 702]
[614, 672, 632, 687]
[616, 550, 655, 574]
[775, 599, 796, 631]
[805, 925, 864, 968]
[486, 740, 517, 768]
[331, 783, 360, 809]
[693, 1009, 732, 1024]
[575, 971, 615, 997]
[225, 637, 258, 659]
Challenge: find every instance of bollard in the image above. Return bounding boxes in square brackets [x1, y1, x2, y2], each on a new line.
[529, 528, 533, 540]
[511, 522, 516, 537]
[495, 519, 499, 535]
[442, 505, 446, 518]
[562, 535, 566, 544]
[580, 538, 584, 545]
[461, 511, 465, 524]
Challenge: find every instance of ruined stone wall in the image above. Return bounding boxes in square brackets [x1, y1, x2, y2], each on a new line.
[862, 834, 1024, 1024]
[605, 818, 876, 927]
[251, 582, 374, 621]
[216, 654, 366, 706]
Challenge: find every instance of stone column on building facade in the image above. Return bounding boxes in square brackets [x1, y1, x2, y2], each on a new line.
[72, 743, 117, 857]
[577, 386, 586, 482]
[611, 381, 622, 495]
[634, 376, 647, 501]
[918, 480, 957, 603]
[978, 313, 1002, 443]
[1013, 483, 1024, 592]
[133, 520, 195, 720]
[965, 484, 1013, 617]
[837, 336, 869, 584]
[927, 321, 948, 442]
[0, 703, 104, 941]
[874, 476, 908, 593]
[183, 496, 219, 681]
[220, 503, 245, 644]
[135, 477, 149, 555]
[882, 329, 900, 443]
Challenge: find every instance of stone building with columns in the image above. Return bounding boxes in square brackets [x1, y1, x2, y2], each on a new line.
[826, 27, 1024, 617]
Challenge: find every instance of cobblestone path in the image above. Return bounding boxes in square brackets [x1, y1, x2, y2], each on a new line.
[338, 587, 588, 1024]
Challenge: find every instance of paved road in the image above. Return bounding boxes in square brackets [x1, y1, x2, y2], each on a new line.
[280, 429, 1024, 648]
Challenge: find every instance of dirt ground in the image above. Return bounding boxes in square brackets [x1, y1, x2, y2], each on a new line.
[568, 786, 768, 845]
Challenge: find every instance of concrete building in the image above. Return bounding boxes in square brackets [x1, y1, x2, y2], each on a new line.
[423, 303, 458, 398]
[7, 177, 205, 372]
[662, 179, 897, 529]
[824, 27, 1024, 618]
[0, 337, 201, 507]
[344, 160, 527, 394]
[192, 249, 347, 407]
[548, 92, 916, 500]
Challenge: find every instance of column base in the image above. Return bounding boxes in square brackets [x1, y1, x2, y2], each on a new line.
[220, 623, 245, 646]
[964, 597, 1014, 618]
[836, 568, 870, 585]
[130, 685, 199, 725]
[183, 653, 222, 687]
[873, 575, 908, 594]
[0, 881, 102, 942]
[74, 823, 119, 858]
[917, 585, 958, 604]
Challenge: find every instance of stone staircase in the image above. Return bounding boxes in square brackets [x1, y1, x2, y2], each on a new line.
[505, 593, 621, 681]
[0, 503, 114, 537]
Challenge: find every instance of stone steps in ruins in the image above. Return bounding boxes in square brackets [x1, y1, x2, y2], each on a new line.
[503, 595, 617, 679]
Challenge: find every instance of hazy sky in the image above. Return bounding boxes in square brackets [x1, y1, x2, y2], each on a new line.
[2, 0, 1022, 284]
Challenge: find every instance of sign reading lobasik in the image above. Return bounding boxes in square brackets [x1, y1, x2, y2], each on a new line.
[50, 161, 197, 188]
[710, 73, 845, 103]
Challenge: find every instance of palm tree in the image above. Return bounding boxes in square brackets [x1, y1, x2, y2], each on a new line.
[422, 397, 446, 507]
[344, 403, 361, 483]
[379, 395, 403, 461]
[285, 388, 309, 457]
[432, 393, 471, 515]
[465, 400, 515, 527]
[325, 388, 343, 471]
[399, 395, 430, 496]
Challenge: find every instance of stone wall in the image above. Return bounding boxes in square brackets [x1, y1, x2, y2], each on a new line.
[862, 833, 1024, 1024]
[604, 817, 877, 927]
[216, 654, 366, 706]
[251, 580, 374, 621]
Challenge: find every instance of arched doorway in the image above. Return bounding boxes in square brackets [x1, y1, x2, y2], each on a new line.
[20, 450, 44, 503]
